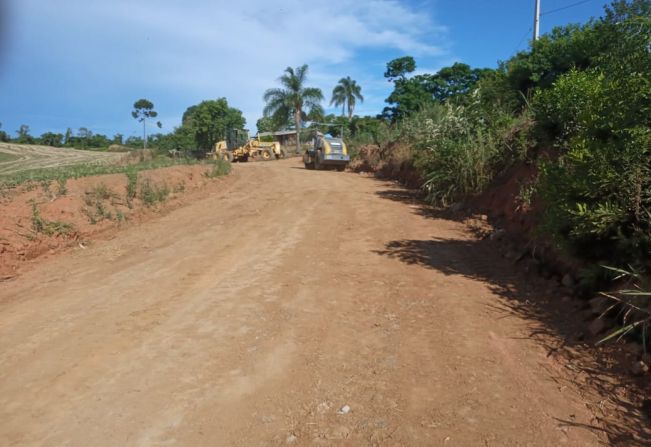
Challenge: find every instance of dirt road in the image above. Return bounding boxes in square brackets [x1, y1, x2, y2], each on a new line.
[0, 159, 610, 446]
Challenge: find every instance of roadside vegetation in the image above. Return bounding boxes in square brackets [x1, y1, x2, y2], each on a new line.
[326, 0, 650, 347]
[331, 1, 651, 280]
[0, 156, 219, 190]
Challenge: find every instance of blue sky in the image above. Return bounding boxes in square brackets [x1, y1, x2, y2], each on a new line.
[0, 0, 609, 139]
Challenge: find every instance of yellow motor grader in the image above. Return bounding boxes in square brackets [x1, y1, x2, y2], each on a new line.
[212, 130, 285, 162]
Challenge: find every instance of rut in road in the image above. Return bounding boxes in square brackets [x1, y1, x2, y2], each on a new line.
[0, 158, 626, 445]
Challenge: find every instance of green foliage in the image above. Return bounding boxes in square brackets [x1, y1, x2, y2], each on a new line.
[504, 23, 604, 95]
[384, 56, 416, 81]
[596, 266, 651, 347]
[132, 98, 159, 149]
[404, 91, 532, 205]
[132, 99, 158, 122]
[126, 171, 138, 200]
[347, 116, 398, 154]
[330, 76, 364, 119]
[0, 123, 8, 143]
[30, 201, 74, 236]
[263, 64, 324, 151]
[39, 132, 64, 147]
[205, 159, 231, 178]
[256, 116, 279, 133]
[537, 12, 651, 269]
[154, 125, 195, 152]
[56, 177, 67, 196]
[139, 179, 169, 206]
[382, 61, 494, 120]
[15, 125, 34, 144]
[83, 184, 117, 223]
[181, 98, 245, 150]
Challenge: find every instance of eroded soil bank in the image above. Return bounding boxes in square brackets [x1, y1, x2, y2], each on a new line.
[0, 163, 228, 278]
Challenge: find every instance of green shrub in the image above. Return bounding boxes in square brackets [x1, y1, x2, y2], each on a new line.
[205, 159, 231, 178]
[31, 202, 74, 236]
[537, 15, 651, 269]
[403, 92, 532, 205]
[139, 179, 170, 206]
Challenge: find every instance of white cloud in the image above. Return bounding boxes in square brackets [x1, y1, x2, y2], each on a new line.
[5, 0, 452, 133]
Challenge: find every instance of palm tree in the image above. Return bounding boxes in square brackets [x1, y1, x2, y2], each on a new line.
[330, 77, 364, 119]
[263, 65, 323, 153]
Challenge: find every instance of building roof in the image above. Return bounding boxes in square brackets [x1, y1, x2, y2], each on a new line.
[257, 130, 297, 137]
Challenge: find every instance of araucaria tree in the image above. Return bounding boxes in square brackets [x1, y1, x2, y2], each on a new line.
[263, 65, 323, 153]
[330, 76, 364, 119]
[131, 99, 158, 149]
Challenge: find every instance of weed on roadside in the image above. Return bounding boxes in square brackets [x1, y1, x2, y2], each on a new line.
[83, 183, 118, 224]
[204, 159, 231, 178]
[30, 201, 74, 237]
[140, 179, 170, 206]
[56, 177, 67, 196]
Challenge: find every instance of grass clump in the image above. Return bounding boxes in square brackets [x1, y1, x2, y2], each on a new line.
[30, 202, 74, 237]
[139, 179, 170, 206]
[403, 96, 532, 206]
[204, 159, 231, 178]
[56, 177, 67, 196]
[83, 183, 118, 224]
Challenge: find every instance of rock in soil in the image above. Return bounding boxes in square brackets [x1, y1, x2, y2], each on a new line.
[338, 405, 351, 415]
[631, 360, 650, 376]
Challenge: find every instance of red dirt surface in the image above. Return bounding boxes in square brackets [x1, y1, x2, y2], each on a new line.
[0, 164, 224, 279]
[1, 158, 649, 445]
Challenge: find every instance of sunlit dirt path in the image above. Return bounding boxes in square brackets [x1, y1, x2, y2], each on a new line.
[0, 158, 607, 446]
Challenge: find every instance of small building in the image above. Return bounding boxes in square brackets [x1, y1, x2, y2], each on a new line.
[256, 130, 299, 150]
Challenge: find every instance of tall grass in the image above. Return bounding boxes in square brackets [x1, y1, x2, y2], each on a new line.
[403, 93, 533, 205]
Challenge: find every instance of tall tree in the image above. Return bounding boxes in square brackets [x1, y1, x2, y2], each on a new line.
[131, 99, 158, 149]
[0, 122, 8, 142]
[263, 65, 323, 153]
[181, 98, 245, 150]
[15, 124, 33, 144]
[64, 128, 73, 146]
[384, 56, 416, 81]
[39, 132, 64, 147]
[330, 76, 364, 119]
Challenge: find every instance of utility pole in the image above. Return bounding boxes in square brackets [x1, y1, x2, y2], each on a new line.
[533, 0, 541, 41]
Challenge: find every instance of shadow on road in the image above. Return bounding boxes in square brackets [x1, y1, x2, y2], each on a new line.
[373, 182, 651, 446]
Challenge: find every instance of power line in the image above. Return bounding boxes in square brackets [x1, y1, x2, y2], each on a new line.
[513, 26, 533, 54]
[541, 0, 597, 16]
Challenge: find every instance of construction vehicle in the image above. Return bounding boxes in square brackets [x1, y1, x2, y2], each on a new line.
[211, 130, 285, 162]
[303, 128, 349, 171]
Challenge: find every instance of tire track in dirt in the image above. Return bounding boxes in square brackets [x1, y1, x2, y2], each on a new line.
[0, 158, 626, 445]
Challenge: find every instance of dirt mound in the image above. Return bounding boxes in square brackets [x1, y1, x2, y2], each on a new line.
[0, 164, 226, 279]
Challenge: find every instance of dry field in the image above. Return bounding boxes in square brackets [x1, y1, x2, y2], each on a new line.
[0, 143, 123, 175]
